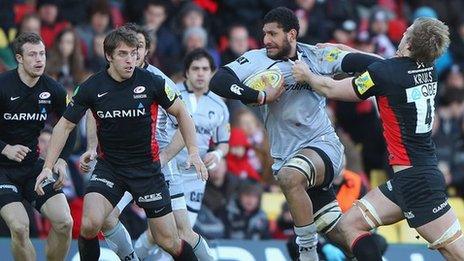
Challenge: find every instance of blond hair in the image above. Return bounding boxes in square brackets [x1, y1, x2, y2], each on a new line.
[408, 17, 450, 63]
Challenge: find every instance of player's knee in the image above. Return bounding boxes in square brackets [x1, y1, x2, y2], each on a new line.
[81, 215, 103, 237]
[178, 225, 196, 243]
[9, 221, 30, 243]
[277, 171, 306, 192]
[156, 235, 181, 254]
[51, 215, 73, 235]
[101, 211, 119, 233]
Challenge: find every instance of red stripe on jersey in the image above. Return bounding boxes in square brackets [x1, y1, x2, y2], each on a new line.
[377, 96, 411, 165]
[150, 103, 160, 161]
[91, 111, 105, 159]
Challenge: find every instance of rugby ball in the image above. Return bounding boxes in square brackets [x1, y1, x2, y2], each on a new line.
[243, 68, 283, 91]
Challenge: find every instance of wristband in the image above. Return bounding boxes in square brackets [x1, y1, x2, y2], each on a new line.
[211, 150, 224, 161]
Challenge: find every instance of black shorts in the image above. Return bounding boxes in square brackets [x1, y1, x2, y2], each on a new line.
[379, 166, 450, 228]
[86, 160, 171, 218]
[305, 146, 337, 214]
[0, 159, 63, 212]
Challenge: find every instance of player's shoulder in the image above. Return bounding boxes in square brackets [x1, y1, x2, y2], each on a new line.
[297, 42, 318, 54]
[237, 48, 272, 63]
[0, 69, 18, 92]
[76, 70, 106, 94]
[206, 91, 228, 112]
[175, 82, 187, 93]
[146, 64, 176, 87]
[41, 73, 65, 91]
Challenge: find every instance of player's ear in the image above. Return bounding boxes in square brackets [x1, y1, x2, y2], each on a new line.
[105, 52, 112, 63]
[15, 54, 23, 64]
[288, 29, 297, 42]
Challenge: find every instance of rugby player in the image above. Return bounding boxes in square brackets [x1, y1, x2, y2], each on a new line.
[35, 26, 206, 261]
[209, 7, 379, 261]
[0, 32, 74, 261]
[293, 17, 464, 260]
[135, 48, 228, 260]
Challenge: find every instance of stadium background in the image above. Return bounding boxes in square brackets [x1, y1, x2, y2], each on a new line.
[1, 0, 464, 260]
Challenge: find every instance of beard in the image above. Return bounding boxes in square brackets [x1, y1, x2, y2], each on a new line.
[266, 38, 292, 60]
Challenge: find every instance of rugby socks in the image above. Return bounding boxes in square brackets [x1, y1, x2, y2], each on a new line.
[173, 240, 198, 261]
[351, 232, 382, 261]
[103, 221, 138, 260]
[78, 235, 100, 261]
[294, 223, 319, 261]
[134, 231, 154, 260]
[193, 235, 215, 261]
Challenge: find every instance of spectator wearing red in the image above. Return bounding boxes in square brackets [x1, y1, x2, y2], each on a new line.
[226, 127, 260, 181]
[37, 0, 69, 49]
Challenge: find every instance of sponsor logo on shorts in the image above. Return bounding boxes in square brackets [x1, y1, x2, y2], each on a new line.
[0, 184, 18, 193]
[90, 174, 114, 188]
[138, 193, 162, 203]
[432, 201, 448, 214]
[386, 180, 393, 191]
[190, 192, 204, 203]
[404, 211, 415, 219]
[154, 207, 165, 214]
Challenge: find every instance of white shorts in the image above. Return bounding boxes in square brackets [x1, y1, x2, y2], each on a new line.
[180, 168, 207, 226]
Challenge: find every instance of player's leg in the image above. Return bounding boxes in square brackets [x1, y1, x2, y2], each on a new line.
[0, 202, 35, 260]
[79, 162, 126, 260]
[275, 148, 329, 261]
[335, 187, 403, 260]
[39, 194, 73, 261]
[132, 171, 197, 261]
[101, 191, 138, 260]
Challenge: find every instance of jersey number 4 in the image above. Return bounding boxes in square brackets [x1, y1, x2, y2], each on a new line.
[415, 95, 434, 134]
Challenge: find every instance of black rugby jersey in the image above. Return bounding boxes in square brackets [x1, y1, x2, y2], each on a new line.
[63, 67, 178, 173]
[0, 69, 69, 166]
[352, 57, 438, 166]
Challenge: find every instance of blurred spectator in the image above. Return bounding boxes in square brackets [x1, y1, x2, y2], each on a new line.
[203, 158, 240, 215]
[355, 31, 375, 53]
[19, 13, 42, 35]
[182, 26, 220, 67]
[234, 109, 273, 182]
[76, 0, 112, 60]
[46, 28, 86, 92]
[85, 33, 107, 73]
[0, 1, 17, 70]
[433, 87, 464, 195]
[226, 127, 261, 181]
[272, 202, 294, 240]
[37, 0, 70, 49]
[369, 7, 396, 58]
[219, 181, 270, 240]
[450, 18, 464, 68]
[221, 24, 250, 65]
[143, 0, 180, 74]
[331, 20, 357, 46]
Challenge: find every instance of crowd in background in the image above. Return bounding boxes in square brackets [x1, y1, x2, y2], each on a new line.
[0, 0, 464, 249]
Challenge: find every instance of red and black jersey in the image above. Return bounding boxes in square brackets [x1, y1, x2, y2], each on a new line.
[352, 57, 437, 166]
[64, 67, 178, 176]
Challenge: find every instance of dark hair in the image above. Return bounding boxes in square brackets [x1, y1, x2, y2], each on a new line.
[183, 48, 216, 75]
[146, 0, 169, 13]
[123, 23, 151, 50]
[263, 7, 300, 36]
[103, 27, 139, 58]
[12, 32, 43, 55]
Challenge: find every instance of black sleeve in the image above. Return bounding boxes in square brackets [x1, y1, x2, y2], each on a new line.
[341, 53, 383, 74]
[209, 67, 260, 105]
[52, 83, 76, 160]
[63, 84, 91, 124]
[351, 61, 386, 100]
[152, 75, 178, 110]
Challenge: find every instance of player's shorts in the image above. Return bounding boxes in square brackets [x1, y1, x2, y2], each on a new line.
[179, 167, 206, 226]
[115, 158, 185, 212]
[379, 166, 450, 228]
[86, 160, 171, 218]
[0, 159, 63, 211]
[273, 136, 344, 213]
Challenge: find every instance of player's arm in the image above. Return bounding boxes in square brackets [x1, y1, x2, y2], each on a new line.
[79, 110, 98, 173]
[203, 105, 230, 169]
[36, 84, 90, 195]
[53, 85, 77, 167]
[160, 129, 184, 166]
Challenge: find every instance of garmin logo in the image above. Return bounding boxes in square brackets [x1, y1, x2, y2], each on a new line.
[432, 201, 448, 214]
[4, 113, 47, 121]
[96, 108, 146, 119]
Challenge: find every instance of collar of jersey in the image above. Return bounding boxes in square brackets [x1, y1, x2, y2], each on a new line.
[183, 81, 210, 96]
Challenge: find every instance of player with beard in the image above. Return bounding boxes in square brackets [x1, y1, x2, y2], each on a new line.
[209, 7, 381, 260]
[0, 32, 74, 260]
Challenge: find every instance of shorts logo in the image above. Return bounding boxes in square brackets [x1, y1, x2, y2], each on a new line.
[90, 174, 114, 188]
[134, 86, 146, 94]
[404, 211, 415, 219]
[0, 184, 18, 193]
[164, 85, 176, 101]
[386, 180, 393, 191]
[154, 207, 165, 214]
[39, 92, 51, 99]
[354, 71, 375, 95]
[432, 201, 448, 214]
[138, 193, 162, 202]
[230, 84, 243, 95]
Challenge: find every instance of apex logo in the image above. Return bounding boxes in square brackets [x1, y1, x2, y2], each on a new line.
[138, 193, 162, 202]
